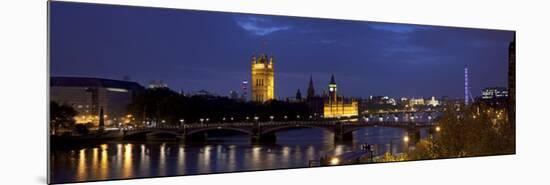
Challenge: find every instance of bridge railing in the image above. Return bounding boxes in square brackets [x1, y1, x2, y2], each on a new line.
[123, 119, 438, 131]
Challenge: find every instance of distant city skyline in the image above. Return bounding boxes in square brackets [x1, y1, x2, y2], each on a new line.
[50, 2, 514, 99]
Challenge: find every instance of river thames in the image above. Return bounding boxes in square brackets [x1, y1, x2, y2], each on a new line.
[50, 125, 430, 183]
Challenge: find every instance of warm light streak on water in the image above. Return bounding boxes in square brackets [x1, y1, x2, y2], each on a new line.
[52, 127, 423, 183]
[122, 144, 133, 178]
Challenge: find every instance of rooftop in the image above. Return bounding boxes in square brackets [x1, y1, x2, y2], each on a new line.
[51, 76, 144, 91]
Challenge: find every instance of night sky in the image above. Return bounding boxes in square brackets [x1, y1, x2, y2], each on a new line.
[50, 2, 514, 99]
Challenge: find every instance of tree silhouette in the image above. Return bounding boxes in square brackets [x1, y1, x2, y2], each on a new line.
[127, 88, 312, 125]
[408, 103, 515, 160]
[50, 101, 77, 134]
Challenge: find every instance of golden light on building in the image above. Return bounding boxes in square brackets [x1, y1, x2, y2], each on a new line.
[251, 54, 275, 102]
[323, 74, 358, 118]
[324, 101, 359, 118]
[74, 115, 97, 125]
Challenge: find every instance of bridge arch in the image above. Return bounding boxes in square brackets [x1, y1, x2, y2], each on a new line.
[124, 130, 153, 138]
[147, 130, 181, 137]
[123, 129, 182, 139]
[186, 127, 252, 136]
[260, 125, 334, 135]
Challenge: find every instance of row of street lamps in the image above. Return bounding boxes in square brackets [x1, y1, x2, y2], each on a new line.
[162, 114, 331, 125]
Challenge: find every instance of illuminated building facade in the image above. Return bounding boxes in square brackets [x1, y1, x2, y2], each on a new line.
[480, 87, 509, 108]
[251, 54, 275, 102]
[50, 77, 144, 126]
[323, 75, 358, 118]
[482, 87, 509, 100]
[426, 96, 440, 107]
[409, 98, 425, 106]
[241, 80, 248, 101]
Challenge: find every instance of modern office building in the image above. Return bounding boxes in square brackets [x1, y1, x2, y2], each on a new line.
[508, 36, 516, 125]
[482, 87, 509, 100]
[50, 76, 144, 126]
[480, 87, 509, 108]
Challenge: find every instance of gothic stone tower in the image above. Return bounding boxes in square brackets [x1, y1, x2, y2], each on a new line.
[323, 74, 358, 118]
[328, 74, 337, 102]
[307, 75, 315, 99]
[251, 54, 275, 102]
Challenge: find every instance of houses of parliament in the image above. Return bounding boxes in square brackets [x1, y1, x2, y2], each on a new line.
[250, 54, 275, 102]
[250, 52, 358, 118]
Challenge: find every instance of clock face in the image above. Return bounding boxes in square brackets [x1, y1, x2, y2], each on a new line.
[329, 87, 334, 92]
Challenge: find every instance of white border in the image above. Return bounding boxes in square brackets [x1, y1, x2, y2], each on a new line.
[1, 0, 550, 185]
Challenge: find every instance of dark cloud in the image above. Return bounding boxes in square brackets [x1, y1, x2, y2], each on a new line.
[234, 16, 292, 36]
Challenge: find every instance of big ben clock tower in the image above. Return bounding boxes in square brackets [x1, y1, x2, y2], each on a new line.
[328, 74, 337, 102]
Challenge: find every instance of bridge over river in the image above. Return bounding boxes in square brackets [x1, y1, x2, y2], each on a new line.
[115, 119, 439, 143]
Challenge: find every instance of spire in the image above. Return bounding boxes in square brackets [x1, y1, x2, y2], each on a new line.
[251, 55, 256, 64]
[330, 74, 336, 84]
[296, 89, 302, 100]
[98, 106, 104, 132]
[269, 55, 274, 65]
[261, 40, 267, 55]
[307, 75, 315, 99]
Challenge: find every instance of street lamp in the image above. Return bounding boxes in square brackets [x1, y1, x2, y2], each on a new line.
[284, 115, 288, 120]
[435, 126, 441, 132]
[269, 115, 274, 122]
[403, 135, 410, 152]
[179, 119, 184, 126]
[330, 157, 340, 165]
[254, 116, 259, 121]
[200, 118, 204, 124]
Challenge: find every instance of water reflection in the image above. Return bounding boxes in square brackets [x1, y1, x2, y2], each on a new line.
[77, 149, 86, 181]
[227, 145, 236, 172]
[122, 144, 132, 178]
[100, 144, 108, 179]
[91, 148, 98, 175]
[139, 144, 150, 178]
[52, 127, 424, 184]
[159, 143, 167, 176]
[177, 145, 185, 174]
